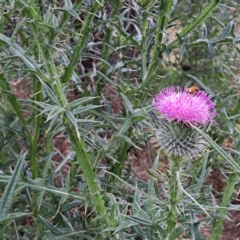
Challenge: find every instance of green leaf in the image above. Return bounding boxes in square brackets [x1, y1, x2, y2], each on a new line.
[220, 20, 234, 39]
[0, 212, 30, 221]
[167, 0, 220, 49]
[0, 74, 32, 140]
[195, 152, 209, 194]
[58, 173, 71, 207]
[115, 118, 132, 136]
[72, 105, 100, 115]
[146, 154, 159, 198]
[68, 97, 97, 109]
[0, 33, 40, 70]
[64, 0, 73, 10]
[176, 33, 183, 45]
[38, 215, 62, 235]
[169, 227, 184, 240]
[38, 78, 60, 105]
[66, 110, 81, 140]
[37, 190, 46, 210]
[0, 152, 26, 221]
[207, 41, 215, 56]
[186, 74, 215, 97]
[59, 212, 73, 231]
[0, 175, 85, 200]
[105, 220, 137, 233]
[201, 25, 208, 39]
[120, 93, 133, 114]
[47, 106, 65, 122]
[67, 9, 81, 20]
[193, 126, 240, 173]
[43, 235, 73, 240]
[115, 135, 141, 149]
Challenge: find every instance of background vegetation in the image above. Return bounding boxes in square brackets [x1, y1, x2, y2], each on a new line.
[0, 0, 239, 239]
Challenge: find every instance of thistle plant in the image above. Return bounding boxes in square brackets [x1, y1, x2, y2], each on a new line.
[0, 0, 240, 238]
[152, 86, 216, 234]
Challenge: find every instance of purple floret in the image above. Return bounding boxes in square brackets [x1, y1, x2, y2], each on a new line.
[152, 86, 216, 125]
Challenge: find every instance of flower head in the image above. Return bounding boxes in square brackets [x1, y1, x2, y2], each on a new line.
[153, 117, 209, 160]
[152, 86, 216, 125]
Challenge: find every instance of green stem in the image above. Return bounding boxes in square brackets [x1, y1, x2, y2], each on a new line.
[96, 22, 114, 95]
[141, 10, 148, 81]
[166, 156, 181, 233]
[63, 116, 107, 219]
[28, 18, 45, 179]
[1, 1, 107, 222]
[209, 172, 238, 240]
[111, 124, 133, 178]
[96, 5, 121, 98]
[143, 0, 173, 91]
[61, 1, 103, 84]
[112, 139, 129, 177]
[159, 0, 174, 48]
[30, 79, 42, 179]
[33, 10, 106, 217]
[166, 0, 219, 50]
[49, 59, 107, 221]
[45, 133, 52, 156]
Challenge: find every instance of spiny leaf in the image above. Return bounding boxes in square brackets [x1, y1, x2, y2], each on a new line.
[38, 215, 63, 235]
[0, 152, 26, 221]
[167, 0, 220, 49]
[220, 20, 234, 39]
[193, 126, 240, 173]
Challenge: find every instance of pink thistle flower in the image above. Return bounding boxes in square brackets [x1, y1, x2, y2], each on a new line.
[152, 86, 216, 125]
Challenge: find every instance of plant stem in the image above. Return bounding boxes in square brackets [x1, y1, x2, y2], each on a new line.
[142, 0, 174, 99]
[141, 10, 148, 81]
[209, 172, 238, 240]
[61, 1, 103, 84]
[166, 0, 219, 50]
[64, 116, 107, 219]
[49, 59, 107, 221]
[30, 79, 42, 179]
[112, 128, 133, 178]
[166, 156, 181, 233]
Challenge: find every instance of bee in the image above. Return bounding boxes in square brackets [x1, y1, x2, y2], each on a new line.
[186, 85, 200, 95]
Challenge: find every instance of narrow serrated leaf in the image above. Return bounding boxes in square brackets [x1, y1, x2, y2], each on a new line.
[169, 227, 184, 240]
[120, 93, 133, 113]
[220, 20, 234, 39]
[68, 97, 97, 109]
[38, 215, 62, 235]
[167, 0, 220, 49]
[46, 106, 65, 122]
[0, 152, 26, 220]
[193, 126, 240, 173]
[64, 0, 73, 10]
[115, 135, 141, 149]
[37, 191, 46, 209]
[66, 110, 80, 140]
[72, 105, 100, 115]
[68, 9, 80, 20]
[195, 152, 209, 194]
[207, 42, 215, 56]
[201, 25, 208, 39]
[186, 74, 215, 97]
[0, 212, 30, 221]
[116, 118, 132, 136]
